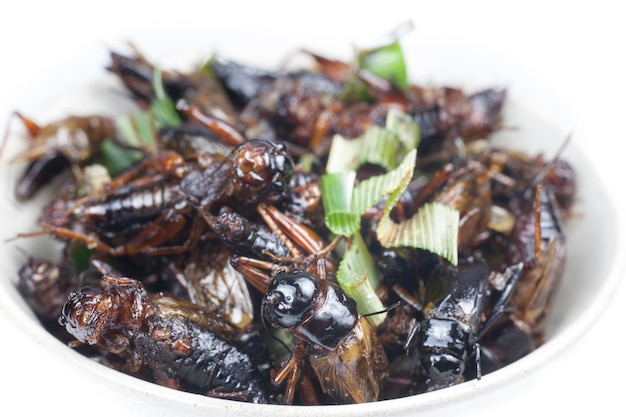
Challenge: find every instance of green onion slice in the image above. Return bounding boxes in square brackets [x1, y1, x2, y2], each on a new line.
[326, 109, 420, 174]
[322, 148, 459, 265]
[325, 128, 399, 173]
[106, 66, 183, 174]
[377, 202, 459, 266]
[151, 66, 183, 128]
[336, 232, 386, 326]
[357, 39, 408, 91]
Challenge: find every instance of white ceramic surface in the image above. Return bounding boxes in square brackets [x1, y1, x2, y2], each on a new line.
[1, 2, 625, 416]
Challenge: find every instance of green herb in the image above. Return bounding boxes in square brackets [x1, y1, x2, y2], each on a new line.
[151, 66, 183, 128]
[67, 241, 96, 271]
[385, 107, 420, 151]
[336, 232, 387, 326]
[104, 67, 182, 174]
[340, 30, 411, 102]
[199, 53, 218, 76]
[116, 109, 157, 148]
[377, 202, 459, 266]
[358, 39, 408, 91]
[323, 149, 417, 237]
[321, 171, 359, 236]
[326, 108, 420, 174]
[99, 138, 143, 176]
[326, 128, 400, 173]
[323, 147, 459, 264]
[321, 109, 460, 324]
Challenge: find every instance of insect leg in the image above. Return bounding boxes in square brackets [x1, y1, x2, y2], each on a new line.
[230, 255, 276, 293]
[272, 342, 306, 405]
[474, 343, 482, 380]
[476, 262, 524, 341]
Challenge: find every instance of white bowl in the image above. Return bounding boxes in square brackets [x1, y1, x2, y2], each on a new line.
[1, 3, 625, 416]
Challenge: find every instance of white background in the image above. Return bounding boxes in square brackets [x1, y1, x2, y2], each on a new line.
[1, 1, 625, 416]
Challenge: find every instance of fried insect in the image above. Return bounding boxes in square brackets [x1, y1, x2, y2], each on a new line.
[479, 182, 567, 367]
[262, 266, 389, 404]
[17, 254, 79, 325]
[211, 210, 292, 261]
[11, 138, 294, 257]
[173, 241, 256, 332]
[108, 47, 251, 150]
[20, 151, 199, 256]
[210, 49, 508, 162]
[408, 87, 507, 167]
[6, 36, 579, 405]
[466, 137, 573, 367]
[107, 47, 240, 126]
[59, 275, 273, 403]
[223, 205, 388, 405]
[278, 166, 325, 231]
[176, 100, 246, 146]
[181, 138, 294, 211]
[506, 185, 566, 338]
[158, 122, 235, 161]
[484, 145, 577, 212]
[403, 257, 523, 392]
[5, 112, 114, 200]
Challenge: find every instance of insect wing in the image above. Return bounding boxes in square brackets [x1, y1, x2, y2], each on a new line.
[424, 260, 490, 327]
[513, 236, 566, 329]
[149, 294, 237, 339]
[184, 245, 255, 331]
[308, 317, 388, 403]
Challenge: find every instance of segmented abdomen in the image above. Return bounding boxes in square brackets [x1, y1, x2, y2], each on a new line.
[74, 181, 182, 235]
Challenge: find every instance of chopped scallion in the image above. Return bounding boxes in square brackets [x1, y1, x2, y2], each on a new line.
[151, 66, 183, 128]
[358, 40, 408, 91]
[336, 232, 387, 326]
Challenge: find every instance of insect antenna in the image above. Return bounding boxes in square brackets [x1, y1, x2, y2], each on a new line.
[403, 321, 421, 352]
[363, 300, 401, 318]
[531, 132, 572, 187]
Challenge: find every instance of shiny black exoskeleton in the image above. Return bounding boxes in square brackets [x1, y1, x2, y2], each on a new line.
[409, 257, 523, 391]
[212, 211, 292, 261]
[260, 270, 388, 404]
[14, 137, 295, 257]
[59, 276, 274, 403]
[263, 271, 357, 348]
[181, 138, 294, 211]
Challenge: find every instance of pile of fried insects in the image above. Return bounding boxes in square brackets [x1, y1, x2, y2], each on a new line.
[4, 35, 575, 405]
